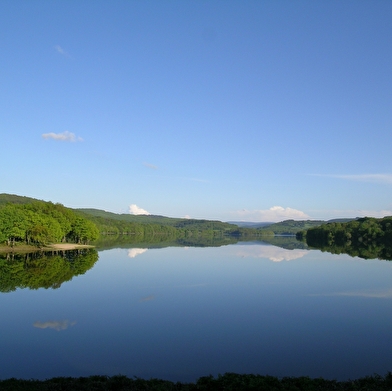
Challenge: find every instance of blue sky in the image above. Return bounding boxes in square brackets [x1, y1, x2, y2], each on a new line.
[2, 0, 392, 222]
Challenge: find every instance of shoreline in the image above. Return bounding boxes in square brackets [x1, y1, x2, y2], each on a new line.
[0, 243, 94, 254]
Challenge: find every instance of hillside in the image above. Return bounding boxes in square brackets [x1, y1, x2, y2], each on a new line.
[0, 193, 356, 239]
[0, 193, 44, 205]
[227, 221, 273, 228]
[79, 208, 192, 226]
[257, 218, 356, 235]
[78, 208, 239, 233]
[0, 195, 237, 231]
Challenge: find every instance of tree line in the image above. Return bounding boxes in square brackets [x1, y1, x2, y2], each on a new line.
[297, 217, 392, 245]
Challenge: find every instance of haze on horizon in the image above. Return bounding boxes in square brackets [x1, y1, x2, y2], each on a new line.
[2, 1, 391, 223]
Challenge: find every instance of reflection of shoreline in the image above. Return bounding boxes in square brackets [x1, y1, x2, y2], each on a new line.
[128, 248, 148, 258]
[236, 245, 308, 262]
[45, 244, 94, 251]
[33, 320, 76, 331]
[0, 249, 99, 292]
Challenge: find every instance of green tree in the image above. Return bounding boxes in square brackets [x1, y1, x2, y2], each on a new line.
[0, 204, 28, 246]
[69, 218, 99, 244]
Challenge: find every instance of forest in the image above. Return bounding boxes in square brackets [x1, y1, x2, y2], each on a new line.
[0, 201, 100, 247]
[297, 216, 392, 260]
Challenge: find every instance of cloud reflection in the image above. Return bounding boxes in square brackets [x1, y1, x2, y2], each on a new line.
[33, 320, 76, 331]
[236, 245, 307, 262]
[128, 248, 148, 258]
[139, 295, 155, 302]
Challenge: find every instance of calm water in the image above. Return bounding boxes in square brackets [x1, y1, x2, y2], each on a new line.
[1, 241, 392, 382]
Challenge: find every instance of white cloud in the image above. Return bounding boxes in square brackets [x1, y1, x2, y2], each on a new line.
[33, 320, 76, 331]
[312, 173, 392, 185]
[233, 206, 309, 222]
[54, 45, 70, 57]
[129, 204, 150, 215]
[42, 131, 83, 142]
[55, 45, 65, 54]
[127, 248, 148, 258]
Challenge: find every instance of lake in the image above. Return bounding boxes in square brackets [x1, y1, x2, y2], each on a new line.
[1, 239, 392, 382]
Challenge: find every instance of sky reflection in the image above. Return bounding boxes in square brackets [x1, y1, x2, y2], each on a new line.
[2, 242, 392, 382]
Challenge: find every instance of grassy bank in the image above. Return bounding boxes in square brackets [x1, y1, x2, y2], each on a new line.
[1, 373, 392, 391]
[0, 243, 94, 254]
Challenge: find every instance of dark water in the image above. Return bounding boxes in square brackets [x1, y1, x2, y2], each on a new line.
[1, 241, 392, 382]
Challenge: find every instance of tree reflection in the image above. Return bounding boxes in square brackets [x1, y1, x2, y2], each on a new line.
[305, 241, 392, 261]
[0, 249, 98, 292]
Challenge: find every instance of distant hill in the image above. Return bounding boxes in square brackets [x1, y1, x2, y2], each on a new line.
[78, 208, 184, 225]
[0, 193, 45, 205]
[257, 218, 356, 235]
[78, 208, 238, 231]
[327, 218, 358, 223]
[227, 221, 274, 228]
